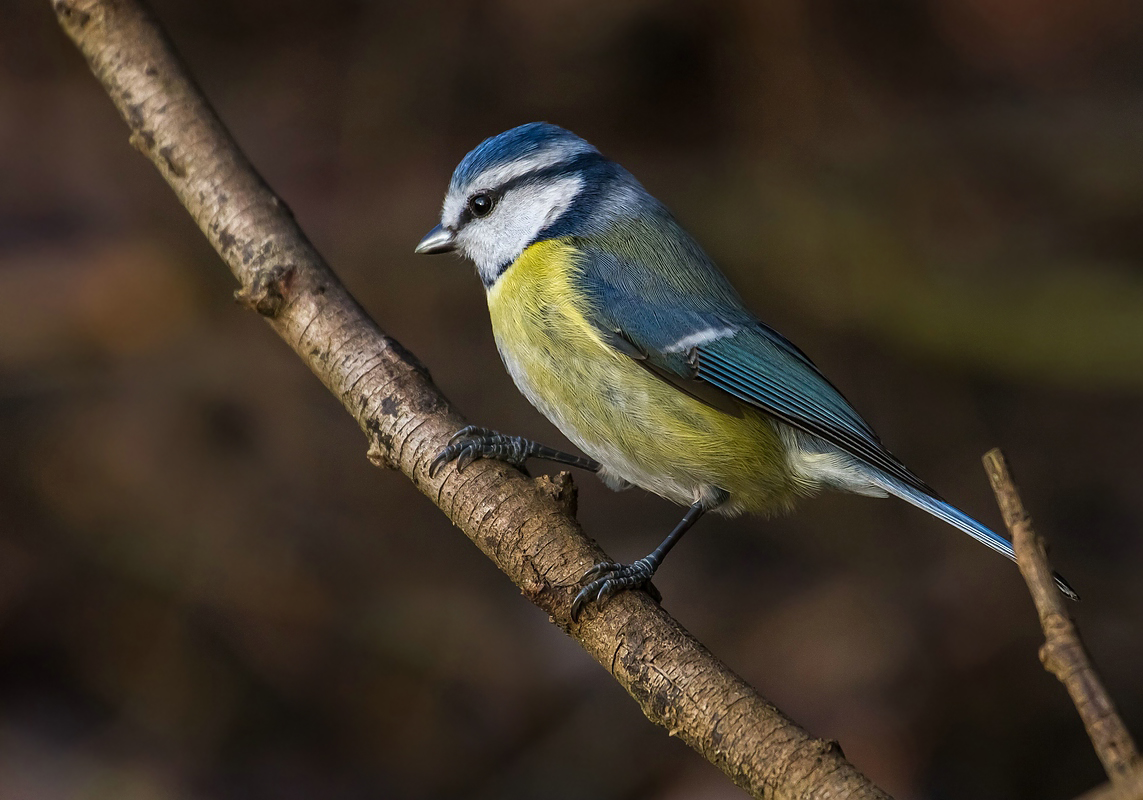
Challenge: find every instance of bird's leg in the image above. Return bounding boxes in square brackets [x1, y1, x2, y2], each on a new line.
[571, 497, 716, 621]
[428, 425, 600, 477]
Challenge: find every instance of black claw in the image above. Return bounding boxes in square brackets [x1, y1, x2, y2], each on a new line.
[456, 446, 479, 472]
[430, 426, 501, 478]
[569, 559, 659, 621]
[429, 442, 466, 478]
[431, 425, 597, 480]
[570, 584, 595, 622]
[447, 425, 483, 446]
[428, 451, 449, 478]
[581, 562, 615, 581]
[593, 579, 622, 610]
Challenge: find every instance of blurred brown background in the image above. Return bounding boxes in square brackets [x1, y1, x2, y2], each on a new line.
[2, 0, 1142, 798]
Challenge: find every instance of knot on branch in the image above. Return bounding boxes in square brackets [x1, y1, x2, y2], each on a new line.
[365, 437, 395, 470]
[1040, 636, 1086, 681]
[234, 264, 296, 317]
[52, 0, 92, 30]
[821, 737, 847, 759]
[517, 560, 555, 604]
[534, 472, 578, 516]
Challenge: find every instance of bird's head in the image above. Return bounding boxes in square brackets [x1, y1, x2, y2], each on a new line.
[416, 122, 644, 287]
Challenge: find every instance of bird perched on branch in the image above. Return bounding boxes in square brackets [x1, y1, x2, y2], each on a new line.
[417, 122, 1076, 619]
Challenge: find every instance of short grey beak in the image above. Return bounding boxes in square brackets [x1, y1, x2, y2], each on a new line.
[415, 224, 457, 255]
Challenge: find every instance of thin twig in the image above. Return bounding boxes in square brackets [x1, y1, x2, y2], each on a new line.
[51, 0, 893, 797]
[983, 449, 1140, 782]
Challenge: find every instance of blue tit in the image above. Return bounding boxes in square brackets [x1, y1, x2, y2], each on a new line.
[417, 122, 1076, 618]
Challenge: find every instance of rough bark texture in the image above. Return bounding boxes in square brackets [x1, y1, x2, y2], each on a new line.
[983, 450, 1141, 784]
[52, 1, 894, 797]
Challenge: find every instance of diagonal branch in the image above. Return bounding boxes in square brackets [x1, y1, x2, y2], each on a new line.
[983, 449, 1141, 783]
[52, 0, 892, 797]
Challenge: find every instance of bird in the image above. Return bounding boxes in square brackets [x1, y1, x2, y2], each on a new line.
[415, 122, 1076, 619]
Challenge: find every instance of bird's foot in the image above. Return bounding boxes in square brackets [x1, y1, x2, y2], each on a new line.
[428, 426, 531, 477]
[570, 559, 662, 621]
[429, 426, 601, 477]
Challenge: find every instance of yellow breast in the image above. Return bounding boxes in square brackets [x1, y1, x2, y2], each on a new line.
[486, 239, 805, 514]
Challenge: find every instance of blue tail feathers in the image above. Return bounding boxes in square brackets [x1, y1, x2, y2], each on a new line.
[872, 474, 1079, 601]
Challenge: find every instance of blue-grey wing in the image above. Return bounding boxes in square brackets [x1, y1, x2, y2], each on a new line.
[572, 244, 935, 496]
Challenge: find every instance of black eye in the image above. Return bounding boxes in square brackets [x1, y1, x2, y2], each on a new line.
[468, 192, 495, 217]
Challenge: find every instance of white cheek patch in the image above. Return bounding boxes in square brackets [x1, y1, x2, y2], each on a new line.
[459, 174, 584, 284]
[663, 326, 738, 352]
[441, 192, 465, 231]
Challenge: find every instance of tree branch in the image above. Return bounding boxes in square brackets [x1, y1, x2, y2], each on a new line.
[52, 0, 893, 797]
[983, 449, 1141, 783]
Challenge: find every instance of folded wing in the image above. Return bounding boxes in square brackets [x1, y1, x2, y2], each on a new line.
[573, 244, 934, 496]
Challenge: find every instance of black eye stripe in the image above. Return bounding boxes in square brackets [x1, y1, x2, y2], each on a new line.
[491, 152, 602, 195]
[457, 151, 605, 228]
[458, 190, 498, 226]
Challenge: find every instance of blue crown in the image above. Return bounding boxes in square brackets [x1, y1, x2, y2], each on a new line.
[450, 122, 596, 191]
